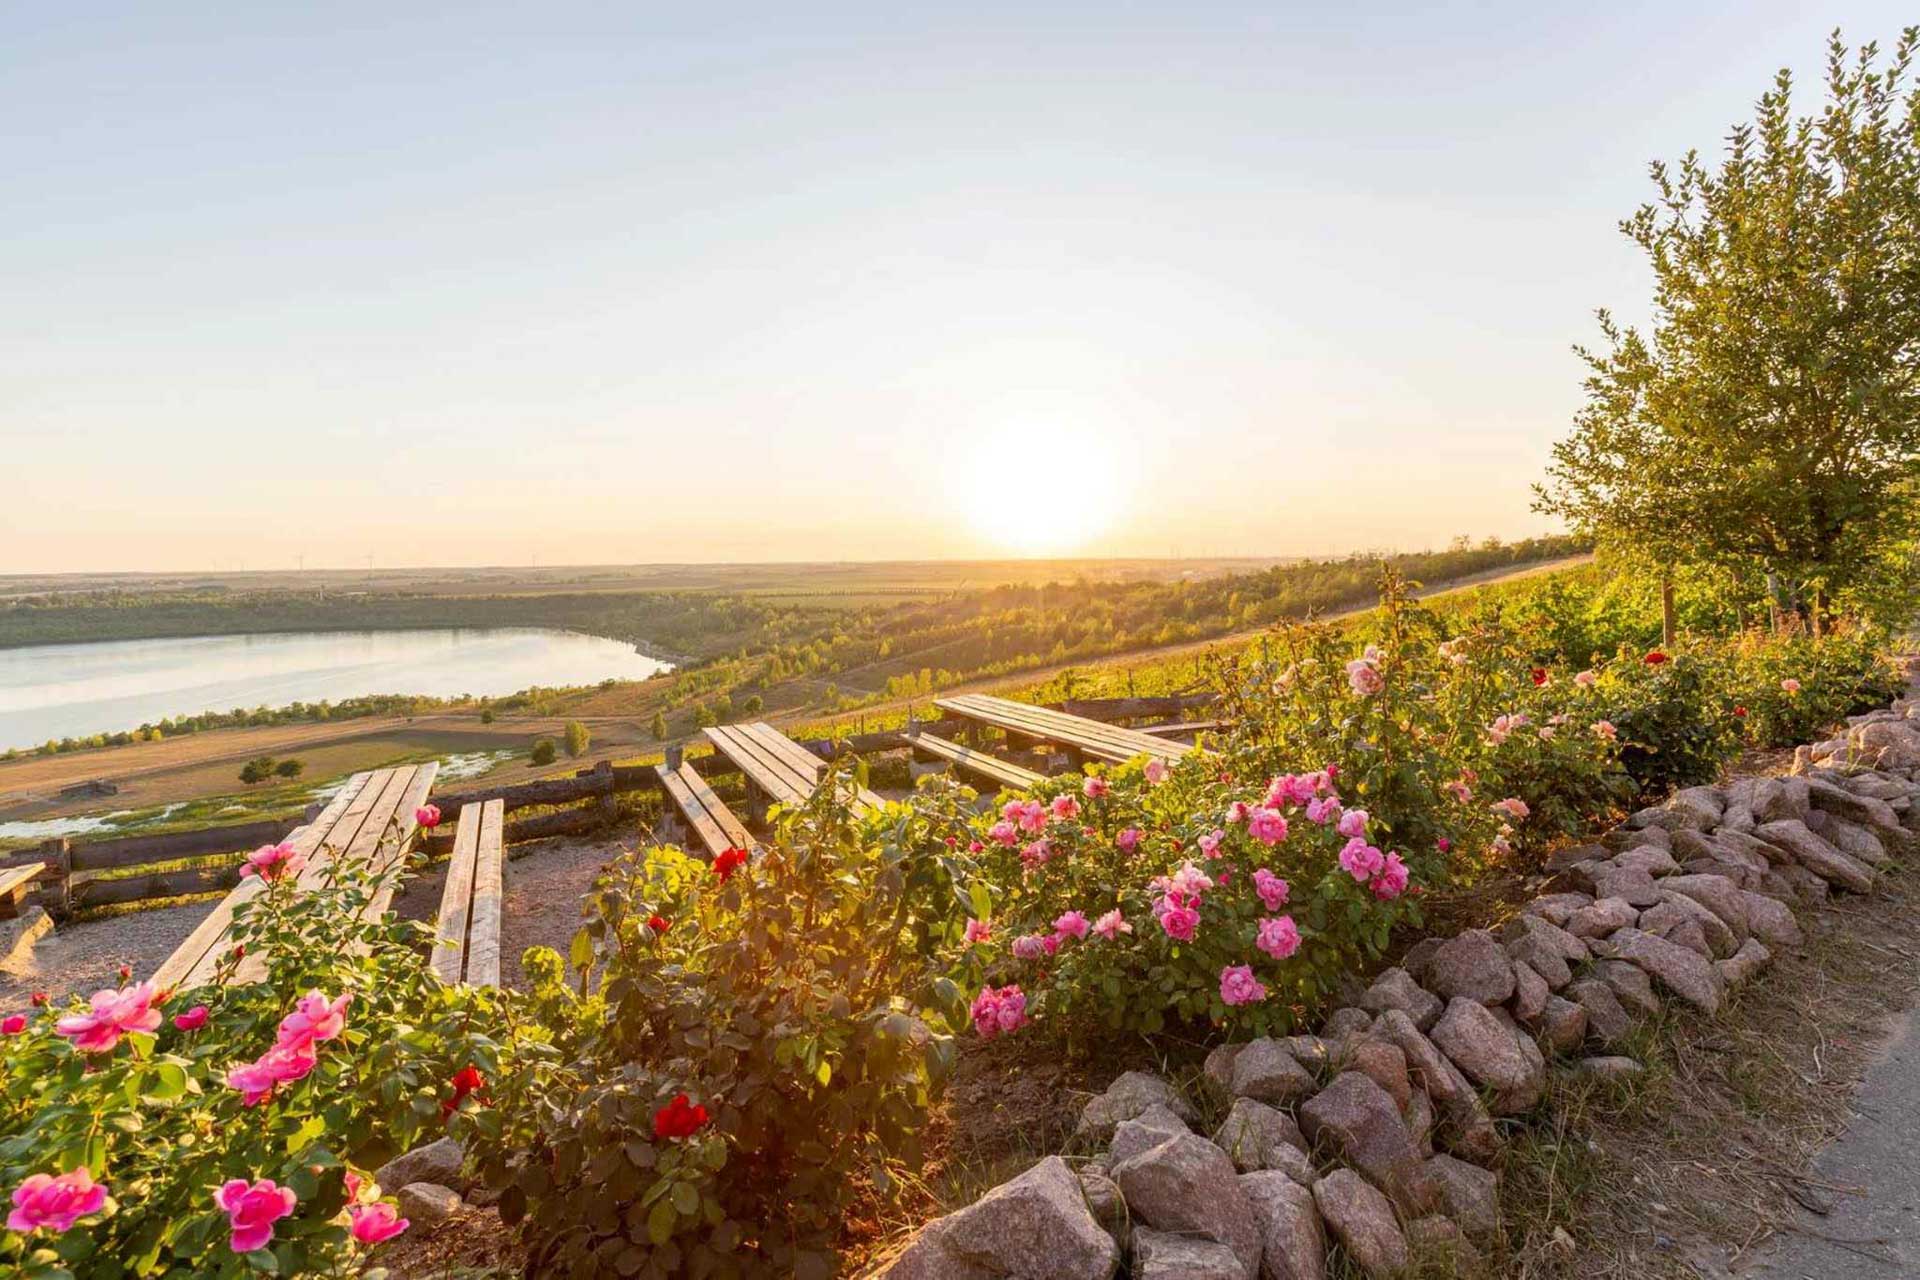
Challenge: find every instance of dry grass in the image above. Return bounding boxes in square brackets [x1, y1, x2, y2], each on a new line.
[1494, 860, 1920, 1277]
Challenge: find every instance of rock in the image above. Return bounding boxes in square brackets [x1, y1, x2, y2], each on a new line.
[1076, 1070, 1196, 1145]
[1373, 1010, 1501, 1163]
[1341, 1037, 1412, 1111]
[1749, 778, 1794, 823]
[1215, 1097, 1308, 1175]
[1112, 1133, 1262, 1279]
[1506, 936, 1571, 989]
[1299, 1072, 1434, 1214]
[1588, 863, 1664, 907]
[1207, 1042, 1249, 1094]
[1590, 928, 1725, 1014]
[1612, 844, 1681, 876]
[1719, 778, 1760, 833]
[1311, 1170, 1410, 1278]
[1505, 913, 1588, 965]
[1131, 1228, 1247, 1280]
[1805, 776, 1906, 841]
[1424, 930, 1516, 1005]
[1424, 1154, 1499, 1244]
[1641, 893, 1735, 959]
[1665, 786, 1725, 829]
[1769, 863, 1833, 904]
[1078, 1167, 1127, 1251]
[1361, 967, 1443, 1032]
[1566, 897, 1638, 940]
[1523, 890, 1594, 922]
[1401, 936, 1446, 981]
[1324, 1007, 1374, 1041]
[1510, 960, 1549, 1021]
[875, 1221, 997, 1280]
[1753, 820, 1876, 894]
[915, 1156, 1121, 1280]
[1405, 1215, 1485, 1276]
[1430, 999, 1547, 1114]
[1739, 891, 1804, 948]
[1822, 817, 1890, 866]
[1717, 937, 1772, 986]
[395, 1182, 463, 1225]
[1659, 875, 1750, 941]
[1604, 825, 1670, 851]
[376, 1137, 466, 1193]
[1539, 996, 1589, 1054]
[1241, 1171, 1328, 1280]
[1112, 1103, 1193, 1164]
[1592, 960, 1660, 1018]
[1565, 979, 1632, 1047]
[1404, 1087, 1436, 1157]
[1233, 1039, 1318, 1104]
[1576, 1056, 1644, 1081]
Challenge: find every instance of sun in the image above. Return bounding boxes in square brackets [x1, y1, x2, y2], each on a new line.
[950, 421, 1131, 556]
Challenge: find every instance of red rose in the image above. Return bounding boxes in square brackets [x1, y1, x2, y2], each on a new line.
[647, 915, 671, 935]
[1530, 668, 1549, 687]
[652, 1093, 710, 1141]
[713, 847, 750, 882]
[1643, 651, 1669, 665]
[29, 992, 47, 1007]
[1733, 706, 1748, 718]
[117, 964, 132, 982]
[443, 1065, 488, 1118]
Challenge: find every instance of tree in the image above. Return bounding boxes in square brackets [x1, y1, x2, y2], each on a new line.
[741, 694, 764, 716]
[650, 711, 669, 741]
[480, 707, 496, 724]
[1536, 29, 1920, 632]
[273, 759, 305, 780]
[239, 756, 277, 785]
[693, 706, 718, 729]
[564, 720, 591, 758]
[530, 738, 558, 766]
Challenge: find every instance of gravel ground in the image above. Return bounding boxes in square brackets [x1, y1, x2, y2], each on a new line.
[0, 897, 217, 1015]
[391, 832, 630, 989]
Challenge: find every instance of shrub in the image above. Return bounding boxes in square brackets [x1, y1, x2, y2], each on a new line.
[470, 780, 962, 1279]
[530, 738, 558, 766]
[480, 707, 496, 724]
[273, 759, 305, 780]
[0, 848, 502, 1278]
[238, 756, 277, 785]
[564, 720, 591, 758]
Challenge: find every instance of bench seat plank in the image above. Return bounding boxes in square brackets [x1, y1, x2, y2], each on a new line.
[904, 731, 1046, 791]
[0, 862, 45, 918]
[429, 802, 485, 984]
[464, 799, 506, 989]
[935, 694, 1192, 765]
[656, 762, 754, 860]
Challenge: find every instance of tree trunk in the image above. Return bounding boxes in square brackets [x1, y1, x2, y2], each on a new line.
[1766, 572, 1783, 634]
[1660, 575, 1677, 646]
[1812, 584, 1827, 638]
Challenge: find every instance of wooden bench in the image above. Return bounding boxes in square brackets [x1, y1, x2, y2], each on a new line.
[1137, 719, 1231, 740]
[655, 760, 755, 860]
[151, 762, 438, 991]
[0, 862, 44, 919]
[430, 798, 505, 987]
[934, 693, 1195, 766]
[903, 729, 1047, 792]
[703, 721, 885, 818]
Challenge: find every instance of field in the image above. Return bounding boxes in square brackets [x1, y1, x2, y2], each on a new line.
[0, 550, 1587, 846]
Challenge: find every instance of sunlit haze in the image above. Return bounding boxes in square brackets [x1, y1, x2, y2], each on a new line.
[5, 2, 1911, 573]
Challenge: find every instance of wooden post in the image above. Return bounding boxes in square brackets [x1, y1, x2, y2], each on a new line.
[1660, 575, 1677, 646]
[665, 744, 684, 771]
[593, 760, 618, 823]
[40, 838, 71, 919]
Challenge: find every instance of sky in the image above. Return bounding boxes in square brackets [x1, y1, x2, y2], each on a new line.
[3, 2, 1913, 573]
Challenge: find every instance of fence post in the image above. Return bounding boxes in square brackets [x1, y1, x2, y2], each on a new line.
[39, 837, 71, 919]
[594, 760, 618, 823]
[665, 744, 684, 771]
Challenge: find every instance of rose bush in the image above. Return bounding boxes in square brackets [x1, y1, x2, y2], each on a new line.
[466, 772, 963, 1280]
[0, 843, 501, 1279]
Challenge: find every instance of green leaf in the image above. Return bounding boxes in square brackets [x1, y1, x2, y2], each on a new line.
[670, 1180, 699, 1215]
[646, 1197, 677, 1246]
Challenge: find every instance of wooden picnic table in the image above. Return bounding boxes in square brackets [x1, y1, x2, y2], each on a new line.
[655, 760, 756, 859]
[702, 722, 884, 816]
[150, 762, 438, 991]
[933, 693, 1194, 766]
[903, 728, 1047, 791]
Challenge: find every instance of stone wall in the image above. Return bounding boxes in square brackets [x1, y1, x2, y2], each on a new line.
[873, 697, 1920, 1279]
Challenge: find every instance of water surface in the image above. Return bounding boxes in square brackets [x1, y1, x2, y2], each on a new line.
[0, 629, 669, 750]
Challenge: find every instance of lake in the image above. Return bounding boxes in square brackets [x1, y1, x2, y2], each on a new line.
[0, 629, 671, 751]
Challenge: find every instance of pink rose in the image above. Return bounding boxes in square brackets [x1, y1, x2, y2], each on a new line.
[54, 981, 163, 1054]
[1781, 678, 1801, 694]
[1574, 669, 1597, 687]
[1, 1014, 25, 1036]
[1304, 796, 1341, 825]
[227, 1045, 318, 1107]
[1345, 659, 1384, 696]
[241, 841, 305, 882]
[414, 804, 442, 830]
[1490, 798, 1530, 822]
[963, 918, 992, 946]
[969, 985, 1028, 1038]
[1338, 838, 1385, 882]
[1219, 965, 1268, 1006]
[1256, 915, 1301, 960]
[1226, 800, 1254, 824]
[215, 1177, 298, 1254]
[275, 990, 350, 1055]
[172, 1005, 209, 1032]
[988, 820, 1019, 847]
[1335, 808, 1369, 839]
[1247, 808, 1289, 846]
[1082, 775, 1110, 800]
[1143, 759, 1170, 785]
[1116, 827, 1143, 854]
[1197, 828, 1226, 858]
[1053, 910, 1090, 941]
[7, 1169, 107, 1234]
[1011, 934, 1050, 961]
[1592, 720, 1618, 741]
[1092, 909, 1131, 941]
[1252, 868, 1290, 911]
[1157, 894, 1200, 942]
[1370, 853, 1411, 900]
[350, 1201, 410, 1245]
[1049, 794, 1082, 822]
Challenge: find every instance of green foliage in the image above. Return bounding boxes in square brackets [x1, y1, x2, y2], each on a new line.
[237, 756, 277, 785]
[563, 720, 591, 758]
[530, 738, 558, 766]
[1537, 29, 1920, 620]
[480, 707, 496, 724]
[0, 853, 502, 1278]
[470, 782, 961, 1278]
[273, 759, 304, 780]
[650, 711, 669, 741]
